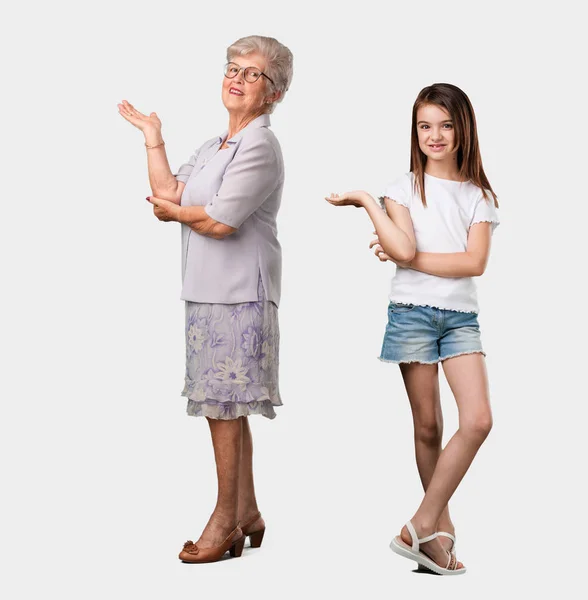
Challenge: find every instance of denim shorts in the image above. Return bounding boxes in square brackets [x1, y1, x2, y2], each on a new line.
[379, 302, 485, 364]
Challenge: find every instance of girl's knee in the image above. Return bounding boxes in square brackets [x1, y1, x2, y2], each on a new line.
[414, 417, 443, 446]
[462, 411, 493, 441]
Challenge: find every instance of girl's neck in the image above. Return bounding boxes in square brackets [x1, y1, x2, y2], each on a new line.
[424, 159, 463, 182]
[226, 109, 265, 142]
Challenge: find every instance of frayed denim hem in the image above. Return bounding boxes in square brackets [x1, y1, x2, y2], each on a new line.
[378, 349, 485, 365]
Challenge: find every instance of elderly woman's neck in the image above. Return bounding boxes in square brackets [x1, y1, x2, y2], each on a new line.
[227, 109, 266, 140]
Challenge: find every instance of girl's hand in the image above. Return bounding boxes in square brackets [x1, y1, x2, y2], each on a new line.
[369, 232, 412, 267]
[325, 191, 368, 208]
[118, 100, 162, 134]
[147, 196, 181, 222]
[369, 234, 391, 262]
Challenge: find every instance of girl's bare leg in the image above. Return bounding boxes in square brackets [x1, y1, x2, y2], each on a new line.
[400, 362, 454, 551]
[400, 353, 492, 567]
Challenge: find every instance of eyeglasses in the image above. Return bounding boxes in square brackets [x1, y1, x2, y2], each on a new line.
[224, 62, 275, 85]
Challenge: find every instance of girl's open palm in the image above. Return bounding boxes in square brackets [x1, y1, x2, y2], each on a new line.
[325, 192, 366, 208]
[117, 99, 162, 133]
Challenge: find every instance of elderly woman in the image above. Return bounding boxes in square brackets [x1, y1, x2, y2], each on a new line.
[118, 35, 293, 563]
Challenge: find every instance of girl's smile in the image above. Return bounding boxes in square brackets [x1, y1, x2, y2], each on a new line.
[417, 103, 456, 162]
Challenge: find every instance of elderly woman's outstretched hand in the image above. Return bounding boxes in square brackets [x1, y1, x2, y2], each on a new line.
[118, 100, 162, 133]
[325, 191, 369, 208]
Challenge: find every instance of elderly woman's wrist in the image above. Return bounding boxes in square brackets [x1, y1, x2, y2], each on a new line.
[144, 129, 164, 146]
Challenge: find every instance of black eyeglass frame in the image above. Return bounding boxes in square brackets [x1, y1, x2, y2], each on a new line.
[224, 62, 275, 86]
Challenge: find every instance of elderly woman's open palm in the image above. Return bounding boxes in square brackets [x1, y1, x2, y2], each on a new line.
[118, 99, 161, 133]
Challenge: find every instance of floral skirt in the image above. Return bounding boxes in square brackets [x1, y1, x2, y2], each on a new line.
[182, 277, 281, 420]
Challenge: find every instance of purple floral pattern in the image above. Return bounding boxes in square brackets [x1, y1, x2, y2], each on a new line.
[182, 277, 281, 419]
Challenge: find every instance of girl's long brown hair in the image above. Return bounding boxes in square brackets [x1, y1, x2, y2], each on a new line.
[410, 83, 498, 208]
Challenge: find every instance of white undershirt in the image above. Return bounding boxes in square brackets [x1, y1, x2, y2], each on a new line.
[382, 172, 500, 314]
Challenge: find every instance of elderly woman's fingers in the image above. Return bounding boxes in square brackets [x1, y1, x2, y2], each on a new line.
[148, 196, 179, 222]
[122, 99, 138, 113]
[121, 100, 136, 116]
[119, 100, 157, 130]
[118, 104, 141, 124]
[126, 107, 143, 121]
[128, 103, 153, 123]
[118, 108, 135, 123]
[148, 196, 166, 208]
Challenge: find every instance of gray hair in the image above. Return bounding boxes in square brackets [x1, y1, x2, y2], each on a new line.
[226, 35, 293, 114]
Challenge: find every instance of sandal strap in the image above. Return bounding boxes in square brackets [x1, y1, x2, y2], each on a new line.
[437, 532, 456, 557]
[437, 531, 456, 544]
[406, 521, 438, 552]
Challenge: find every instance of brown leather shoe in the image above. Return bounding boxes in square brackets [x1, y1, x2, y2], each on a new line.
[241, 512, 265, 548]
[179, 525, 245, 563]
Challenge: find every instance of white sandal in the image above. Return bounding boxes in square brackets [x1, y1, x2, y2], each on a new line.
[417, 531, 456, 572]
[390, 521, 466, 576]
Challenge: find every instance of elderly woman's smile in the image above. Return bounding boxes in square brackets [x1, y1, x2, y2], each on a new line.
[222, 53, 273, 118]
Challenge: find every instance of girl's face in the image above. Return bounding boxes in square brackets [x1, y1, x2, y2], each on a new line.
[222, 52, 271, 118]
[416, 103, 456, 162]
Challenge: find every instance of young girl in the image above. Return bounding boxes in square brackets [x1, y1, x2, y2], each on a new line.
[326, 83, 499, 576]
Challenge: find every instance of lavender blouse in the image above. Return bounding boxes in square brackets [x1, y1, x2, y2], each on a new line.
[174, 114, 284, 306]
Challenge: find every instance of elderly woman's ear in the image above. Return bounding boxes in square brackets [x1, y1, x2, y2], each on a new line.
[266, 91, 282, 106]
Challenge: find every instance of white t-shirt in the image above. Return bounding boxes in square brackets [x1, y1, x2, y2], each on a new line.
[382, 172, 500, 314]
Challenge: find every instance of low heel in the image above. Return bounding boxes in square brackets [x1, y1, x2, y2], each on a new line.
[249, 529, 265, 548]
[230, 537, 245, 558]
[417, 563, 433, 573]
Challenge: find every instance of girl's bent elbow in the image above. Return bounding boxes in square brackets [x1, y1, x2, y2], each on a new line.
[472, 263, 486, 277]
[403, 247, 416, 263]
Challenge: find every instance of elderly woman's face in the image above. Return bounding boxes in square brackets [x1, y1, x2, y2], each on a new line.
[222, 52, 270, 116]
